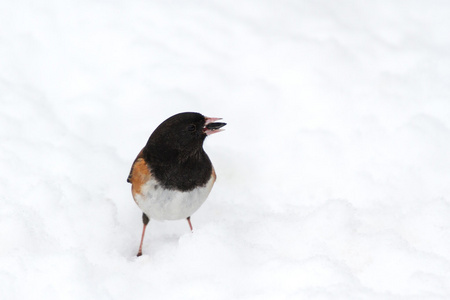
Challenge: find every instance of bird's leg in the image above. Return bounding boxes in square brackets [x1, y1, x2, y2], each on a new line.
[187, 216, 193, 232]
[137, 213, 150, 257]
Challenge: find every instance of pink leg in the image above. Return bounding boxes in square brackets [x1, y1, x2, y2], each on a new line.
[137, 213, 149, 257]
[187, 216, 193, 232]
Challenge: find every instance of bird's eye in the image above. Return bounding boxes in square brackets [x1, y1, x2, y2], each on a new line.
[187, 124, 196, 132]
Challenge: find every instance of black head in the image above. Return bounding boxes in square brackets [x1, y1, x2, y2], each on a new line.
[145, 112, 226, 160]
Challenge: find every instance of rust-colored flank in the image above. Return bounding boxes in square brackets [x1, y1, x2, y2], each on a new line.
[129, 150, 151, 196]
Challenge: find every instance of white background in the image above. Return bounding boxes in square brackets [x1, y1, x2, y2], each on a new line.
[1, 1, 450, 299]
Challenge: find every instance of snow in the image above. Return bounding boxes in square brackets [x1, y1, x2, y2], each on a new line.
[1, 0, 450, 299]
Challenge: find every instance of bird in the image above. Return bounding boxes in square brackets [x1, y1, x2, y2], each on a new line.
[127, 112, 226, 256]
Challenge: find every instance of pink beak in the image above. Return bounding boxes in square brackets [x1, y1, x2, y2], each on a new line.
[204, 117, 226, 136]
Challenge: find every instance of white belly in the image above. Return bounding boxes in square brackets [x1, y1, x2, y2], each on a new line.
[134, 177, 215, 221]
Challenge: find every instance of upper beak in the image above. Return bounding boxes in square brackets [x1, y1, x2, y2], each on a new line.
[204, 117, 226, 136]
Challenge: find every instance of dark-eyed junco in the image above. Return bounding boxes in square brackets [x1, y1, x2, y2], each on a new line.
[127, 112, 226, 256]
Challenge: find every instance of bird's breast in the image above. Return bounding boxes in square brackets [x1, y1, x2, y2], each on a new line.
[133, 174, 215, 221]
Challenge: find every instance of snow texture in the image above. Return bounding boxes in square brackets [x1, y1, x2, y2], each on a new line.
[1, 0, 450, 299]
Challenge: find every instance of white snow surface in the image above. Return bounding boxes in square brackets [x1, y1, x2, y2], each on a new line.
[1, 1, 450, 299]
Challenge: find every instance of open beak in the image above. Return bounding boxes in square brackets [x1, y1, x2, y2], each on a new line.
[204, 117, 226, 136]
